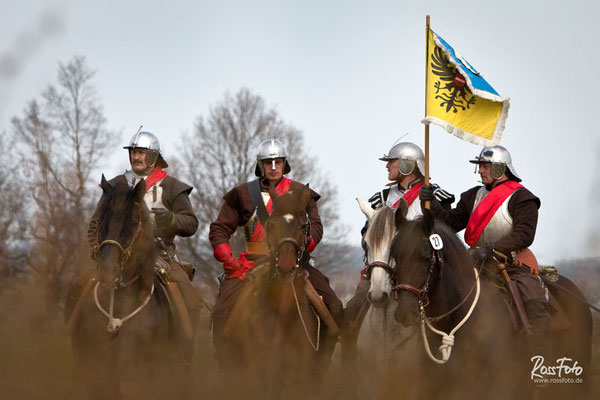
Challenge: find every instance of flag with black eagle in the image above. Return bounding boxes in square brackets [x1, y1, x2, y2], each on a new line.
[424, 29, 510, 146]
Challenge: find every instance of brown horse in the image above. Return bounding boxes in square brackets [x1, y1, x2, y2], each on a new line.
[220, 184, 323, 399]
[67, 176, 181, 399]
[390, 209, 592, 400]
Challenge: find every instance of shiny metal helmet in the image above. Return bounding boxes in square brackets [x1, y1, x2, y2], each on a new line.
[469, 145, 520, 182]
[254, 138, 291, 177]
[379, 141, 425, 176]
[123, 130, 168, 168]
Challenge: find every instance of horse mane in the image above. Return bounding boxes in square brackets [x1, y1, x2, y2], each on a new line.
[365, 206, 397, 255]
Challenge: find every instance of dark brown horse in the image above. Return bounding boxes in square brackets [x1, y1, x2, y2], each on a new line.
[220, 184, 322, 399]
[67, 176, 180, 399]
[390, 210, 592, 400]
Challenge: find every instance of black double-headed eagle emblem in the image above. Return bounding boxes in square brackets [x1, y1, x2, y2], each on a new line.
[431, 46, 476, 113]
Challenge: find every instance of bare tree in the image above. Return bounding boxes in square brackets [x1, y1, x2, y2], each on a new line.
[0, 132, 28, 281]
[177, 88, 351, 292]
[11, 55, 118, 321]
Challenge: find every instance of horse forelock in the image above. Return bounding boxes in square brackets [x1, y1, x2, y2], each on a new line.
[365, 206, 397, 262]
[98, 181, 141, 242]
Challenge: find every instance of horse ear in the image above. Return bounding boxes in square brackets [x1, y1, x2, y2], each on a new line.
[134, 179, 146, 201]
[394, 200, 408, 230]
[397, 198, 408, 218]
[300, 184, 311, 208]
[422, 208, 434, 236]
[100, 174, 111, 193]
[357, 198, 374, 220]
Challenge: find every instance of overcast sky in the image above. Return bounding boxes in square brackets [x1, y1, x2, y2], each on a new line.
[2, 0, 599, 265]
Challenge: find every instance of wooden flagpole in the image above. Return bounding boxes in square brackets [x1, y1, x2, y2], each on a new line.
[424, 15, 431, 209]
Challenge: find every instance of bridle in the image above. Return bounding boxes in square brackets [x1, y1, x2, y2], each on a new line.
[93, 202, 144, 288]
[394, 247, 441, 308]
[391, 233, 484, 364]
[393, 236, 483, 323]
[266, 213, 321, 351]
[91, 201, 155, 333]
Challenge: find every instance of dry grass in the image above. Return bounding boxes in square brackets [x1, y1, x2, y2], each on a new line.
[1, 263, 598, 399]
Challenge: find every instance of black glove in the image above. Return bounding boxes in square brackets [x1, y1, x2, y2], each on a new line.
[368, 191, 383, 209]
[470, 242, 495, 263]
[419, 184, 435, 202]
[152, 207, 174, 231]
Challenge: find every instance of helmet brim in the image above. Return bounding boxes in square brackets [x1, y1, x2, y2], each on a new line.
[157, 155, 168, 168]
[469, 158, 485, 164]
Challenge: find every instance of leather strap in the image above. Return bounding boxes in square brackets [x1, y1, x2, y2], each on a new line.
[248, 179, 270, 227]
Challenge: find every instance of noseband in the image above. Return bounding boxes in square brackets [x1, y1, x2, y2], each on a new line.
[362, 261, 396, 282]
[268, 216, 310, 268]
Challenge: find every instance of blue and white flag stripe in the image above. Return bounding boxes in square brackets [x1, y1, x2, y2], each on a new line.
[433, 31, 509, 103]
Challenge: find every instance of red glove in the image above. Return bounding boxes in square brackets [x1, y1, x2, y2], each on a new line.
[213, 243, 256, 280]
[306, 237, 316, 253]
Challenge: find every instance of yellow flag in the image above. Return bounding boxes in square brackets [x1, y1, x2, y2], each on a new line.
[424, 29, 509, 146]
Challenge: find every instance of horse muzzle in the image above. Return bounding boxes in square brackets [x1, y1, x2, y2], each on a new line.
[367, 289, 390, 308]
[273, 237, 303, 272]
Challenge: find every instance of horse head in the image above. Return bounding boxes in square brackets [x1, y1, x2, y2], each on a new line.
[96, 175, 153, 287]
[392, 209, 472, 327]
[267, 183, 310, 273]
[357, 198, 408, 308]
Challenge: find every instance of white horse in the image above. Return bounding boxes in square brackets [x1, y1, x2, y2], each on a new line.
[354, 199, 423, 399]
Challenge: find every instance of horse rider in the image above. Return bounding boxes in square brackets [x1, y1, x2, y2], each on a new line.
[209, 138, 344, 371]
[345, 141, 454, 327]
[87, 130, 204, 347]
[419, 145, 551, 368]
[365, 141, 454, 221]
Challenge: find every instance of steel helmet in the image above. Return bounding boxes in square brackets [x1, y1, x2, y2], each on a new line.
[123, 130, 168, 168]
[379, 141, 425, 176]
[254, 138, 291, 177]
[469, 145, 521, 181]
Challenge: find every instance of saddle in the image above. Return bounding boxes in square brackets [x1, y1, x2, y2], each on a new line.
[491, 263, 570, 333]
[155, 257, 196, 340]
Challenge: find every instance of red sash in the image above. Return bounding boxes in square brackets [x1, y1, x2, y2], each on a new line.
[464, 181, 523, 246]
[393, 181, 423, 209]
[250, 177, 292, 242]
[144, 167, 168, 192]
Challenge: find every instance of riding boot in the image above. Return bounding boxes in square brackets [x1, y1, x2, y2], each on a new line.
[525, 299, 551, 398]
[310, 304, 340, 386]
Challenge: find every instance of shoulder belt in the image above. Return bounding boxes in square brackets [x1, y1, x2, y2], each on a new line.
[248, 179, 270, 227]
